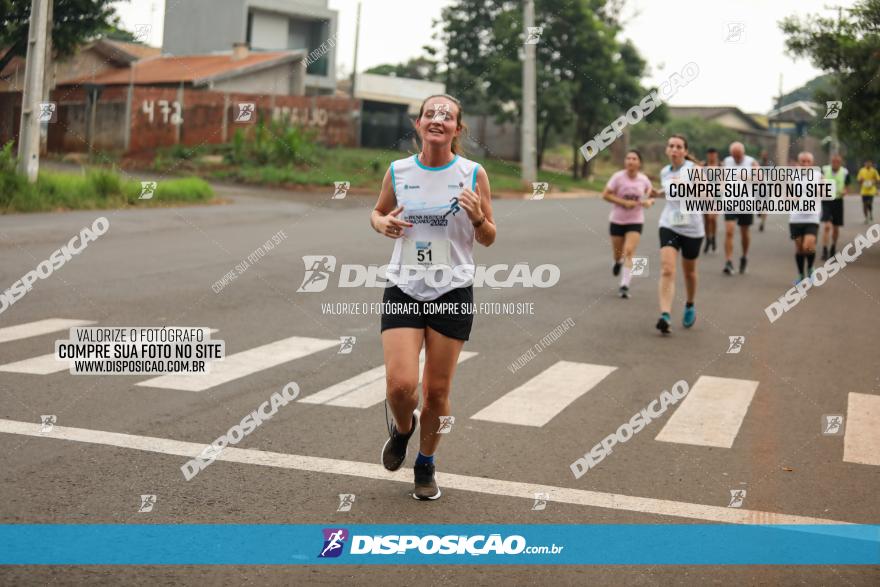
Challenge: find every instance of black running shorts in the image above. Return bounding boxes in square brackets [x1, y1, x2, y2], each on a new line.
[821, 199, 844, 226]
[659, 227, 703, 260]
[380, 284, 474, 341]
[789, 223, 819, 240]
[724, 213, 754, 226]
[609, 222, 643, 236]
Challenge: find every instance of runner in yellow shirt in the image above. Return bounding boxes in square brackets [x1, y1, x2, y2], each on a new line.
[857, 159, 879, 223]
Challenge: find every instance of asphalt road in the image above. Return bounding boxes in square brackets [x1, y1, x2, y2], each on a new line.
[1, 184, 878, 585]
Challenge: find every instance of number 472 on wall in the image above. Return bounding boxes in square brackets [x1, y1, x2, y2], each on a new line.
[142, 100, 183, 125]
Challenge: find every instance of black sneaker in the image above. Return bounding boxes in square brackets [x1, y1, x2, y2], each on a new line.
[612, 261, 622, 276]
[412, 462, 441, 500]
[821, 246, 828, 261]
[381, 410, 418, 472]
[619, 285, 629, 299]
[723, 260, 734, 275]
[739, 256, 748, 274]
[656, 315, 671, 335]
[829, 243, 836, 258]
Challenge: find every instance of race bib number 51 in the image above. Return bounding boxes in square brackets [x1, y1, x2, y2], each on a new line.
[402, 239, 451, 267]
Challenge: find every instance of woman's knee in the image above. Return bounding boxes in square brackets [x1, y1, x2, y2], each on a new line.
[422, 379, 451, 408]
[386, 373, 418, 400]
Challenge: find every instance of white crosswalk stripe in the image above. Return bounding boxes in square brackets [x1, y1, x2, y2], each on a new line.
[843, 392, 880, 466]
[3, 318, 856, 467]
[0, 354, 65, 375]
[301, 351, 478, 408]
[0, 318, 95, 345]
[471, 361, 617, 427]
[135, 336, 339, 392]
[655, 375, 759, 448]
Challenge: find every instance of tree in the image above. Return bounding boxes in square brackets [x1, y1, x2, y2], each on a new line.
[780, 0, 880, 158]
[0, 0, 124, 76]
[364, 56, 441, 82]
[433, 0, 656, 176]
[775, 73, 835, 109]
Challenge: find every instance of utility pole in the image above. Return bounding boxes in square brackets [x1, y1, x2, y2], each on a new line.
[831, 5, 843, 156]
[17, 0, 51, 182]
[350, 1, 361, 99]
[40, 0, 53, 156]
[521, 0, 537, 184]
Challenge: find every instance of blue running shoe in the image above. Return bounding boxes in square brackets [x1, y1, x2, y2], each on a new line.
[683, 304, 696, 328]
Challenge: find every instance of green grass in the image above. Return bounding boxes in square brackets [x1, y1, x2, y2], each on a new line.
[1, 165, 213, 214]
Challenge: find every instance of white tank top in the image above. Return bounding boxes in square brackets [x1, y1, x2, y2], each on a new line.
[386, 154, 480, 301]
[658, 160, 705, 238]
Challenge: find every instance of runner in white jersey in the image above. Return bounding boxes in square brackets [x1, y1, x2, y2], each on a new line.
[370, 94, 496, 501]
[654, 134, 705, 335]
[722, 142, 759, 275]
[789, 151, 821, 283]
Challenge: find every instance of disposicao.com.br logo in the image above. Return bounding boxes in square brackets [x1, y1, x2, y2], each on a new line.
[297, 255, 560, 292]
[317, 528, 563, 558]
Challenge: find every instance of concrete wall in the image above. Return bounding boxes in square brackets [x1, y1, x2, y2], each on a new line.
[212, 61, 303, 95]
[462, 114, 520, 160]
[163, 0, 246, 55]
[250, 10, 289, 50]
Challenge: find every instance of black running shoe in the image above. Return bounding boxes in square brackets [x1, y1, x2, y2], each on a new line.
[412, 462, 441, 500]
[381, 410, 418, 472]
[723, 260, 734, 275]
[739, 256, 748, 274]
[612, 261, 622, 276]
[619, 285, 630, 299]
[829, 244, 836, 258]
[656, 315, 671, 335]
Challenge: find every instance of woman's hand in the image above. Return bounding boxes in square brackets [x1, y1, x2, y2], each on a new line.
[375, 206, 413, 239]
[622, 200, 637, 209]
[458, 186, 483, 222]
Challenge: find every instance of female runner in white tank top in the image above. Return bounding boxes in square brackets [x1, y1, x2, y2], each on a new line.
[370, 94, 496, 500]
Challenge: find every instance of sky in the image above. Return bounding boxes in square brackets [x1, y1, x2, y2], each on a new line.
[112, 0, 855, 113]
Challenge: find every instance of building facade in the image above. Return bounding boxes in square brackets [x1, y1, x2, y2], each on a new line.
[163, 0, 337, 95]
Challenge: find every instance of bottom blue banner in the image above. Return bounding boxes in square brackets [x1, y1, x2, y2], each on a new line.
[1, 524, 878, 565]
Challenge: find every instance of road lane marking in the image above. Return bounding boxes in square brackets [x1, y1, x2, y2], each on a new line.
[844, 392, 880, 466]
[655, 375, 759, 448]
[0, 319, 95, 345]
[136, 336, 338, 392]
[301, 351, 478, 408]
[0, 418, 849, 525]
[0, 354, 64, 375]
[471, 361, 617, 427]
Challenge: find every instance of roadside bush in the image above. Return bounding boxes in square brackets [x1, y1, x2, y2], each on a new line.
[226, 118, 319, 167]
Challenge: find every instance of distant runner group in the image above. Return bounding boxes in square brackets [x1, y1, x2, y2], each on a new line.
[601, 136, 879, 334]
